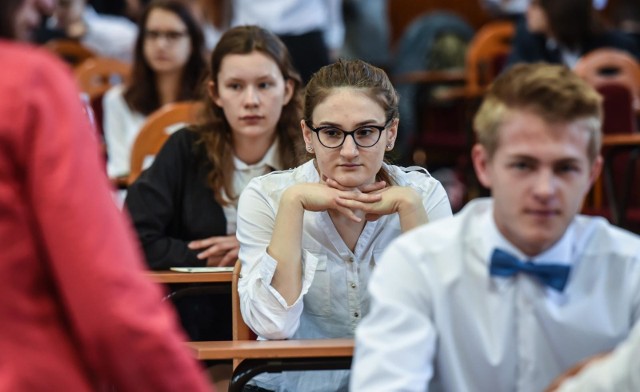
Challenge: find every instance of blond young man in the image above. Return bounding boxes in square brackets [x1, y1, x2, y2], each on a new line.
[351, 63, 640, 392]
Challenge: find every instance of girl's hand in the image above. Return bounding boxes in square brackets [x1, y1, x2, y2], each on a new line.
[285, 182, 383, 223]
[335, 185, 427, 230]
[188, 235, 239, 266]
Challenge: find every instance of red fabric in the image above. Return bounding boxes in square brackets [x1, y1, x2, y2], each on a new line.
[0, 41, 213, 392]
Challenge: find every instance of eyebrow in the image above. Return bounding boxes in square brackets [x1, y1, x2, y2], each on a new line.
[314, 119, 385, 127]
[507, 154, 583, 165]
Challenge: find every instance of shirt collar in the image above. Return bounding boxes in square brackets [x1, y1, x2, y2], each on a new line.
[485, 207, 576, 267]
[233, 140, 281, 171]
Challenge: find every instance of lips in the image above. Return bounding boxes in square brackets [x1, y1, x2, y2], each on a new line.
[240, 115, 264, 122]
[525, 209, 559, 218]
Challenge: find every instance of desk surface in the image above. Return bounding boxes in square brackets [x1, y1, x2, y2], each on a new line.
[187, 338, 354, 360]
[147, 270, 233, 284]
[602, 133, 640, 147]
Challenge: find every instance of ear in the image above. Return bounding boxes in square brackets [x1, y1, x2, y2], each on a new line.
[587, 154, 603, 188]
[208, 80, 222, 107]
[282, 78, 295, 106]
[386, 118, 399, 148]
[471, 144, 493, 189]
[301, 119, 314, 147]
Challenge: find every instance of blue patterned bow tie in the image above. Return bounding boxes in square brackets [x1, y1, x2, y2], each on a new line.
[489, 249, 571, 292]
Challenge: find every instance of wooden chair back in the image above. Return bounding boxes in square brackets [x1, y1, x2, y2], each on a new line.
[128, 101, 203, 185]
[74, 57, 131, 99]
[465, 21, 515, 95]
[45, 39, 96, 67]
[574, 48, 640, 112]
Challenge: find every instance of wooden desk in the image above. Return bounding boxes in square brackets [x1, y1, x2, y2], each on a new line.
[188, 339, 354, 392]
[600, 133, 640, 226]
[147, 270, 233, 284]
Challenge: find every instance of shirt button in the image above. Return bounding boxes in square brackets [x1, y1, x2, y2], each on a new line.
[354, 312, 359, 318]
[348, 257, 354, 263]
[350, 282, 357, 289]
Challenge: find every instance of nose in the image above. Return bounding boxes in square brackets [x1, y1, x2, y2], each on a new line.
[243, 86, 260, 107]
[339, 134, 359, 159]
[532, 168, 557, 200]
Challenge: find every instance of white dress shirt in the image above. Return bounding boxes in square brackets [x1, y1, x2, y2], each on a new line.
[555, 320, 640, 392]
[231, 0, 344, 51]
[351, 198, 640, 392]
[236, 160, 452, 392]
[222, 141, 282, 234]
[102, 84, 146, 178]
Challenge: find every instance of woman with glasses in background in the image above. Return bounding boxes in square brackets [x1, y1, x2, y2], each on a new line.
[102, 0, 206, 180]
[235, 59, 453, 392]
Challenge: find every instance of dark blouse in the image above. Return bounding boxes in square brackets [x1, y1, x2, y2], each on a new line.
[506, 17, 640, 68]
[125, 128, 231, 342]
[125, 128, 227, 270]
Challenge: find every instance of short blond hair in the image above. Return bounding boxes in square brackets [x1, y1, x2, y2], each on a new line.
[473, 63, 603, 161]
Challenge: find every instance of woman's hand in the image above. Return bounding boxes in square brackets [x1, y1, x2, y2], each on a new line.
[332, 182, 428, 232]
[188, 235, 239, 266]
[287, 181, 384, 222]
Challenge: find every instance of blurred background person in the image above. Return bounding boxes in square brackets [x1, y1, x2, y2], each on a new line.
[506, 0, 639, 68]
[35, 0, 138, 62]
[0, 0, 215, 391]
[231, 0, 343, 84]
[102, 0, 206, 180]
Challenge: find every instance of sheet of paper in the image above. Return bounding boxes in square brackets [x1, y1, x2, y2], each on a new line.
[169, 267, 234, 273]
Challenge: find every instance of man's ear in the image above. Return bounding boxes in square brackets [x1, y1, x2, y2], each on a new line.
[588, 155, 603, 188]
[472, 144, 493, 189]
[208, 81, 222, 107]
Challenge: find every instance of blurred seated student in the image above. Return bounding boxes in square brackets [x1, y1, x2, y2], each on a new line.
[103, 0, 206, 180]
[547, 321, 640, 392]
[231, 0, 344, 84]
[124, 25, 304, 343]
[506, 0, 640, 69]
[351, 63, 640, 392]
[236, 58, 452, 391]
[35, 0, 138, 62]
[0, 1, 214, 391]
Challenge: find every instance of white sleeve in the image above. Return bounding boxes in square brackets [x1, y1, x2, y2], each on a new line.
[351, 233, 437, 391]
[236, 177, 318, 340]
[554, 321, 640, 392]
[103, 86, 134, 178]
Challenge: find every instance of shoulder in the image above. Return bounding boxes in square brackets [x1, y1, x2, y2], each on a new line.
[591, 31, 640, 57]
[574, 215, 640, 259]
[389, 198, 490, 256]
[388, 164, 445, 194]
[103, 84, 126, 103]
[0, 42, 72, 89]
[243, 160, 316, 198]
[160, 127, 202, 156]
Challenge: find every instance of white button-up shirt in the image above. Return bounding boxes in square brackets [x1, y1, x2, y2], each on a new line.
[351, 198, 640, 392]
[555, 319, 640, 392]
[236, 160, 452, 391]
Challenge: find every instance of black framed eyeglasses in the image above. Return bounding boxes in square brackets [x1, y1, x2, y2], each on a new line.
[144, 29, 189, 43]
[305, 118, 392, 149]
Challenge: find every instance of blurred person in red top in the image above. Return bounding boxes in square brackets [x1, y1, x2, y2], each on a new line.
[0, 1, 214, 391]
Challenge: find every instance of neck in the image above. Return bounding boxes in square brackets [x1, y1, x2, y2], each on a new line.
[156, 71, 183, 106]
[233, 132, 276, 165]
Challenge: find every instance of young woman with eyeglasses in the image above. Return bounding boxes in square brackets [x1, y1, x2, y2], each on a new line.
[102, 0, 206, 179]
[236, 59, 453, 392]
